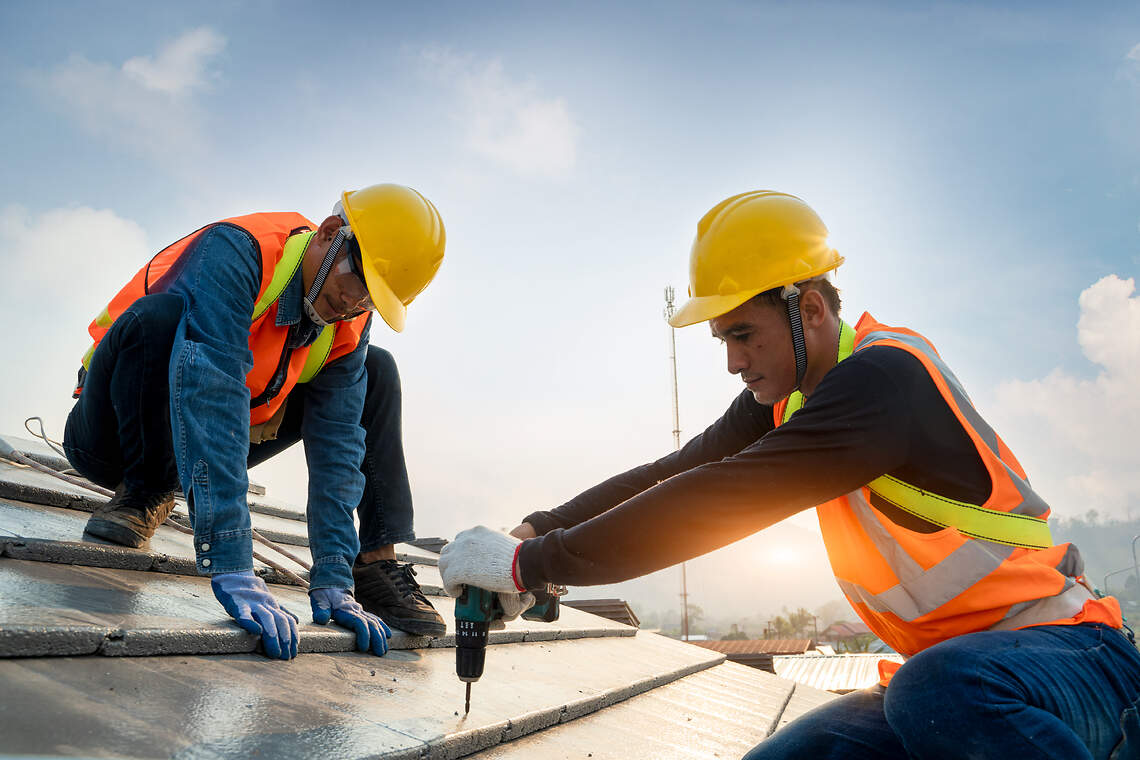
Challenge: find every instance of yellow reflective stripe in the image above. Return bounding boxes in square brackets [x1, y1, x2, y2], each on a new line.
[838, 317, 855, 362]
[781, 320, 856, 423]
[868, 474, 1054, 550]
[253, 231, 314, 321]
[298, 325, 334, 384]
[778, 319, 1052, 549]
[82, 308, 115, 368]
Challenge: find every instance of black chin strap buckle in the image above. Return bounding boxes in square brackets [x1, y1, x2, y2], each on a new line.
[783, 283, 808, 389]
[304, 228, 347, 307]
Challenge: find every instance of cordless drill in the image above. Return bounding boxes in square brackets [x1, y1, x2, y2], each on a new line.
[455, 584, 560, 714]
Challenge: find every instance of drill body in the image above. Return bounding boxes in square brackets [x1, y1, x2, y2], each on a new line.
[454, 586, 559, 684]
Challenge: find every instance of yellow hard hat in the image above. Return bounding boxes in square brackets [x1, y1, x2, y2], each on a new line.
[340, 183, 446, 333]
[668, 191, 843, 328]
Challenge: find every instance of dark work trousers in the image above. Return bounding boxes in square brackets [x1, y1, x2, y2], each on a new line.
[63, 293, 415, 551]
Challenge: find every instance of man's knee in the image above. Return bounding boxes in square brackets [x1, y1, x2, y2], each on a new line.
[365, 345, 401, 395]
[122, 293, 184, 345]
[883, 635, 1000, 751]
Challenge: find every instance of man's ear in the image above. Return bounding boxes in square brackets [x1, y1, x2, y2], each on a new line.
[800, 287, 828, 328]
[316, 215, 344, 241]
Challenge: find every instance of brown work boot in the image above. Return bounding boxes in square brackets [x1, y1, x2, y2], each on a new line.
[353, 559, 447, 636]
[84, 485, 176, 548]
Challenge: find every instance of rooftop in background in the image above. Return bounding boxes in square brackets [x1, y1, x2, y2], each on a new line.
[774, 653, 906, 694]
[691, 639, 815, 656]
[0, 433, 836, 758]
[689, 638, 815, 673]
[561, 598, 641, 628]
[820, 621, 871, 639]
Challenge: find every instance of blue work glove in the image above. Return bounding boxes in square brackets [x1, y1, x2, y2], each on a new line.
[210, 570, 300, 660]
[310, 588, 391, 656]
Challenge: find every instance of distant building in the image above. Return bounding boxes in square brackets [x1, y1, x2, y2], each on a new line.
[818, 620, 893, 653]
[560, 598, 640, 628]
[688, 639, 814, 672]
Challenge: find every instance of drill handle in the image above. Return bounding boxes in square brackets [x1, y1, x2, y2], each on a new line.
[522, 586, 560, 623]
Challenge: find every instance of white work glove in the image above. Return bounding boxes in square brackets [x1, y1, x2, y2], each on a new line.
[439, 525, 536, 622]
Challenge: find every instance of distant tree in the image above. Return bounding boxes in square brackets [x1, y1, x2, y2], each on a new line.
[770, 615, 795, 638]
[788, 607, 814, 638]
[839, 633, 876, 653]
[686, 603, 704, 627]
[1125, 573, 1140, 604]
[721, 624, 748, 641]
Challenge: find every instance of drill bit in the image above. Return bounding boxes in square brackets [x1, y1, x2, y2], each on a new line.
[464, 682, 472, 714]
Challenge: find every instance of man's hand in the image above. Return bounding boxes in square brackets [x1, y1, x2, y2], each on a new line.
[211, 571, 300, 660]
[439, 525, 536, 621]
[309, 588, 391, 656]
[508, 522, 536, 540]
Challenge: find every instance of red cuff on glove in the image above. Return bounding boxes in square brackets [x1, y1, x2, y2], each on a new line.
[511, 543, 526, 592]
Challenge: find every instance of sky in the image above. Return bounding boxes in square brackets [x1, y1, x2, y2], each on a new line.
[1, 1, 1139, 624]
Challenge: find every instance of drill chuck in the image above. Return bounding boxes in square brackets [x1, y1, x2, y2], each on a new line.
[455, 618, 489, 683]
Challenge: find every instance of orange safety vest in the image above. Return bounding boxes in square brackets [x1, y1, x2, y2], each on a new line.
[78, 213, 369, 426]
[773, 313, 1121, 679]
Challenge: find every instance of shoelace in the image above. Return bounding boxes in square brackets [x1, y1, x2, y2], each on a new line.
[399, 563, 431, 603]
[377, 561, 415, 599]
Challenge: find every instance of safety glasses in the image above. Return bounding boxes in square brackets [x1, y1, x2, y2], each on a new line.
[332, 240, 375, 313]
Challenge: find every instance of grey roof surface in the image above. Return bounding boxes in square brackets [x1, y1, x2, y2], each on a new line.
[0, 437, 836, 758]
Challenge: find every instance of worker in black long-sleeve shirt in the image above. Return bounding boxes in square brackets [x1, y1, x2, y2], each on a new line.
[439, 191, 1140, 759]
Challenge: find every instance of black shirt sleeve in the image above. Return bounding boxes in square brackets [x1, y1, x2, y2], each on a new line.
[517, 346, 961, 589]
[522, 389, 775, 535]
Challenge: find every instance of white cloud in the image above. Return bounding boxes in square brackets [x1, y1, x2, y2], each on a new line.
[29, 28, 225, 163]
[122, 27, 225, 95]
[421, 48, 580, 178]
[0, 205, 150, 441]
[1128, 42, 1140, 62]
[993, 275, 1140, 519]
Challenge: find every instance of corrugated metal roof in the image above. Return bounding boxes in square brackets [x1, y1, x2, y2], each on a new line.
[773, 653, 906, 693]
[0, 439, 839, 758]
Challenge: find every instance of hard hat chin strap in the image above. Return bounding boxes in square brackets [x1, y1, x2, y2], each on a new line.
[303, 227, 348, 327]
[782, 283, 808, 389]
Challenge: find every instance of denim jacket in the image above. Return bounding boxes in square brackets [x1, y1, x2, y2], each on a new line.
[162, 223, 368, 590]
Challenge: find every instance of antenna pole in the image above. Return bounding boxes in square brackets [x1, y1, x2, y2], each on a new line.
[664, 286, 688, 641]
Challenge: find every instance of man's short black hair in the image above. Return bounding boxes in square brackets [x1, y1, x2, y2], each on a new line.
[748, 276, 842, 318]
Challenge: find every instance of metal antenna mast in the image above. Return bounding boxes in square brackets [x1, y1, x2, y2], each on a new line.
[664, 286, 689, 641]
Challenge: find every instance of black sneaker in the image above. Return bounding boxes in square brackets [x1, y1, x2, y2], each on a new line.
[84, 486, 176, 548]
[353, 559, 446, 636]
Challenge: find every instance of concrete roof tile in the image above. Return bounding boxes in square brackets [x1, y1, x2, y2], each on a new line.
[0, 433, 838, 757]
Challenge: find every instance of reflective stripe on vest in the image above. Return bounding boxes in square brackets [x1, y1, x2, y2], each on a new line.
[77, 214, 367, 422]
[777, 320, 1052, 550]
[269, 231, 336, 386]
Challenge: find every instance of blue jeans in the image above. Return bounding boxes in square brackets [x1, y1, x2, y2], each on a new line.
[745, 623, 1140, 760]
[247, 344, 415, 551]
[65, 294, 415, 554]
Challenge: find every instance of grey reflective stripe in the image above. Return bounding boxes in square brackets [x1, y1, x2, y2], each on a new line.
[1053, 542, 1085, 578]
[1004, 463, 1050, 519]
[850, 490, 923, 580]
[841, 490, 1016, 622]
[856, 329, 1048, 519]
[997, 576, 1076, 624]
[857, 330, 1000, 456]
[994, 545, 1084, 624]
